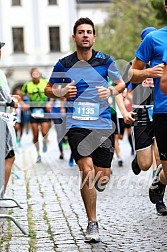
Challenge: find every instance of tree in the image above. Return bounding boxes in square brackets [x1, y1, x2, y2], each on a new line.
[94, 0, 165, 61]
[151, 0, 167, 25]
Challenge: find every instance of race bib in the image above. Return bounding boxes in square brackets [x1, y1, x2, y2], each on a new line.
[72, 102, 99, 120]
[31, 108, 44, 118]
[0, 111, 17, 125]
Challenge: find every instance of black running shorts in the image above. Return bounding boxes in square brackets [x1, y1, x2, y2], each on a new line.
[153, 114, 167, 160]
[67, 128, 114, 168]
[30, 115, 50, 124]
[132, 122, 154, 151]
[111, 114, 125, 135]
[30, 107, 51, 123]
[5, 150, 15, 159]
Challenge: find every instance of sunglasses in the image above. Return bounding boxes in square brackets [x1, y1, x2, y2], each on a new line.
[0, 42, 5, 49]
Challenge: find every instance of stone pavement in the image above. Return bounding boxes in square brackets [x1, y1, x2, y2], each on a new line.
[0, 126, 167, 252]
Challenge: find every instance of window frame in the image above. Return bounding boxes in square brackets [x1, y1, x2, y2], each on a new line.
[49, 26, 60, 52]
[11, 0, 21, 6]
[12, 27, 25, 53]
[48, 0, 57, 5]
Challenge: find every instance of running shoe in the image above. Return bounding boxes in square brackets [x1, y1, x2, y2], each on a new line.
[149, 165, 166, 204]
[85, 221, 100, 243]
[36, 155, 42, 163]
[156, 200, 167, 216]
[131, 149, 135, 156]
[118, 160, 123, 167]
[152, 170, 156, 178]
[69, 155, 75, 167]
[63, 142, 69, 149]
[43, 140, 47, 153]
[59, 154, 64, 159]
[131, 155, 141, 175]
[69, 159, 75, 167]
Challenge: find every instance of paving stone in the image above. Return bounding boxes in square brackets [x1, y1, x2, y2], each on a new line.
[0, 131, 167, 251]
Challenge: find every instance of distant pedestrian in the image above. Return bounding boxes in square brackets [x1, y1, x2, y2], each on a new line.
[21, 68, 50, 163]
[13, 88, 24, 146]
[46, 97, 75, 166]
[113, 84, 134, 167]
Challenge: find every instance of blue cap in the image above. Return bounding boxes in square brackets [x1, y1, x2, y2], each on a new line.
[140, 27, 156, 40]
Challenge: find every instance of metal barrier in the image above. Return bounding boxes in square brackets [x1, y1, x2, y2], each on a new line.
[0, 101, 6, 198]
[0, 101, 28, 236]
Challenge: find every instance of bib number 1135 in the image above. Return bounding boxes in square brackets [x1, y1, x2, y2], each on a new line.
[72, 102, 99, 120]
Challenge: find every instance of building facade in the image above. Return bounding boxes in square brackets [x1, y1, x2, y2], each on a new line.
[0, 0, 77, 66]
[0, 0, 111, 89]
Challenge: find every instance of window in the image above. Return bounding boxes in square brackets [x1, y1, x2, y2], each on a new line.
[49, 27, 60, 52]
[48, 0, 57, 5]
[12, 27, 24, 53]
[11, 0, 21, 6]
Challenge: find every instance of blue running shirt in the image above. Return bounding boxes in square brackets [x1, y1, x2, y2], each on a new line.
[49, 50, 121, 129]
[135, 27, 167, 114]
[162, 48, 167, 64]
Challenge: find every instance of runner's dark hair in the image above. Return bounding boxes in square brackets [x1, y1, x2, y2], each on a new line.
[73, 17, 95, 35]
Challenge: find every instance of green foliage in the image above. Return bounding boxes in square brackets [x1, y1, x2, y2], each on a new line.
[150, 0, 167, 25]
[94, 0, 166, 61]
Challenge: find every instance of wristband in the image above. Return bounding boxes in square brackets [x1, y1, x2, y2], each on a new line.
[109, 88, 113, 96]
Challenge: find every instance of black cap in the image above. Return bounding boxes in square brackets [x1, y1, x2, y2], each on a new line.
[0, 42, 5, 49]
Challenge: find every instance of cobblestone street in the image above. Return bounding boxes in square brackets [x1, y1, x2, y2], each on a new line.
[0, 126, 167, 252]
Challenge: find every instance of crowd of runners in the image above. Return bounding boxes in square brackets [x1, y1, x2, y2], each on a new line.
[1, 0, 167, 244]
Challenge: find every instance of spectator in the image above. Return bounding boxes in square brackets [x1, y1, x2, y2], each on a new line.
[0, 42, 19, 207]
